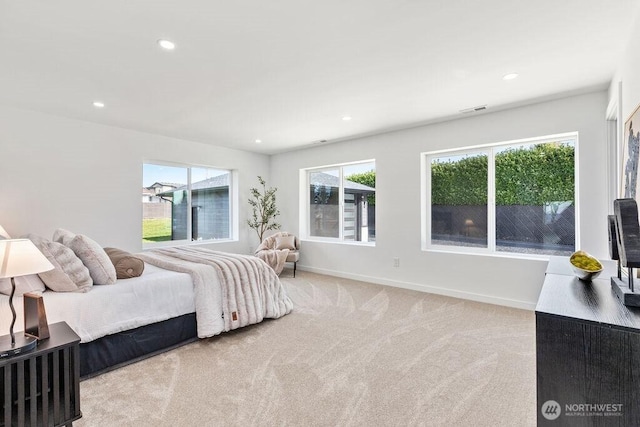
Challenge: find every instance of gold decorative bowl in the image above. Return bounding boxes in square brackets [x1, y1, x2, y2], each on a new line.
[569, 250, 603, 281]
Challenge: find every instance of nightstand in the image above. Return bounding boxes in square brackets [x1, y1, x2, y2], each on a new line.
[1, 322, 81, 426]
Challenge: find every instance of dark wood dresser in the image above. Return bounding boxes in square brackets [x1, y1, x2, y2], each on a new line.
[536, 257, 640, 426]
[1, 321, 81, 426]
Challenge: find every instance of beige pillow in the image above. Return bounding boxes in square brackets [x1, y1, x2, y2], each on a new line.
[27, 234, 92, 292]
[275, 235, 296, 250]
[0, 225, 11, 239]
[104, 248, 145, 279]
[53, 228, 76, 246]
[68, 235, 117, 285]
[0, 275, 46, 296]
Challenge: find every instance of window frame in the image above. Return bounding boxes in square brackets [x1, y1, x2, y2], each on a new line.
[142, 160, 238, 249]
[421, 132, 579, 258]
[302, 159, 376, 245]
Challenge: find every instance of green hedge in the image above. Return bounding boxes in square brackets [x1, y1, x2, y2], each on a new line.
[431, 154, 488, 206]
[431, 143, 574, 206]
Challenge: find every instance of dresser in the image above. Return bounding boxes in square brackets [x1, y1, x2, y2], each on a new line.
[536, 257, 640, 426]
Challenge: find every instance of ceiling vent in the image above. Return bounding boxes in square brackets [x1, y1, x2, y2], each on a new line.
[460, 105, 488, 114]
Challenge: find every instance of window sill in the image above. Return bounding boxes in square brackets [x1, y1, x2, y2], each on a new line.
[143, 238, 237, 250]
[301, 238, 376, 247]
[422, 246, 552, 262]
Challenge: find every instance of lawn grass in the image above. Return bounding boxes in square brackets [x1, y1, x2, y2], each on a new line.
[143, 218, 172, 242]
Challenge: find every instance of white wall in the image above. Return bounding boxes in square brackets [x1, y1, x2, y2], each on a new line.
[0, 106, 270, 253]
[0, 91, 611, 309]
[271, 91, 609, 309]
[610, 11, 640, 138]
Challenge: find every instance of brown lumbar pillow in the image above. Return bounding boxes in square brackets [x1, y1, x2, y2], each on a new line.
[104, 248, 145, 279]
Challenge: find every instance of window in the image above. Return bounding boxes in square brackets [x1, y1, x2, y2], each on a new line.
[423, 134, 576, 256]
[305, 160, 376, 243]
[142, 163, 234, 246]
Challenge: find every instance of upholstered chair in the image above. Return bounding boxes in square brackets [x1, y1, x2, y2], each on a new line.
[283, 235, 300, 277]
[272, 232, 300, 277]
[255, 232, 300, 277]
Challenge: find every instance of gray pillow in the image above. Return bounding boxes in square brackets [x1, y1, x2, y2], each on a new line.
[53, 228, 76, 246]
[27, 234, 93, 292]
[0, 275, 46, 296]
[68, 235, 117, 285]
[0, 226, 11, 240]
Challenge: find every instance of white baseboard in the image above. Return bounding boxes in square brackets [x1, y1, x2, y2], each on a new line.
[296, 264, 536, 311]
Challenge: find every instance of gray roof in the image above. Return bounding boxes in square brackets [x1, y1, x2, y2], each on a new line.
[191, 173, 230, 190]
[147, 182, 183, 189]
[310, 172, 374, 193]
[158, 173, 230, 195]
[156, 172, 373, 196]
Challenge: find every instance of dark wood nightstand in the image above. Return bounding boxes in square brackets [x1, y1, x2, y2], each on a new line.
[1, 321, 81, 426]
[536, 257, 640, 426]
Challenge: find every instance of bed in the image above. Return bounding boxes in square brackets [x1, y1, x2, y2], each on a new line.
[0, 246, 293, 379]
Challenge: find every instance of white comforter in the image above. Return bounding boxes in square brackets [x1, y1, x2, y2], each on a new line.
[0, 248, 292, 343]
[0, 264, 195, 343]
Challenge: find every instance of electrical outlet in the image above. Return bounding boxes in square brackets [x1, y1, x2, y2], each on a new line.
[393, 258, 400, 268]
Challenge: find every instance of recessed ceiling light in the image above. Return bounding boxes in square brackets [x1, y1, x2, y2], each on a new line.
[92, 101, 105, 108]
[157, 39, 176, 50]
[503, 73, 519, 81]
[342, 116, 352, 121]
[255, 139, 262, 144]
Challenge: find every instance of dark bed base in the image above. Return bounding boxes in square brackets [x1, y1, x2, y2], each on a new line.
[80, 313, 198, 380]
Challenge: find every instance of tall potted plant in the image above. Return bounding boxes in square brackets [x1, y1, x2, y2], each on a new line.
[247, 176, 281, 242]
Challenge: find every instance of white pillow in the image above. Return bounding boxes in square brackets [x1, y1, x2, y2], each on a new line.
[68, 234, 117, 285]
[53, 228, 76, 246]
[0, 225, 11, 239]
[0, 275, 46, 296]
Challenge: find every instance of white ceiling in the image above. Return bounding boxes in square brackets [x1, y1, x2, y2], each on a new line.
[1, 0, 638, 154]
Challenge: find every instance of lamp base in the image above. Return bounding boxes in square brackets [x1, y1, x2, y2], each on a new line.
[0, 334, 38, 359]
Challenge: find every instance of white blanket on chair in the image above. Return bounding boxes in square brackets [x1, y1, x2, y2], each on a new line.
[255, 233, 293, 274]
[138, 247, 293, 338]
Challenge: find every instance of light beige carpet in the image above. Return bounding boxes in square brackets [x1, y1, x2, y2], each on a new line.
[76, 270, 536, 426]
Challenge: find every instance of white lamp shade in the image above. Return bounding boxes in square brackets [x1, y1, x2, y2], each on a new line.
[0, 225, 11, 240]
[0, 239, 54, 278]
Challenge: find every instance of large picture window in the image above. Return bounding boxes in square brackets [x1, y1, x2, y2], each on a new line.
[423, 134, 577, 256]
[305, 161, 376, 243]
[142, 163, 233, 246]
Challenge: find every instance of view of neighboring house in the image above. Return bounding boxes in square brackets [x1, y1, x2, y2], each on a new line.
[309, 172, 376, 242]
[144, 172, 375, 244]
[142, 182, 180, 203]
[143, 175, 231, 242]
[142, 182, 180, 241]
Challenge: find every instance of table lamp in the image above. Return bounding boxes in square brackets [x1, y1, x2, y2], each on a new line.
[0, 239, 54, 358]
